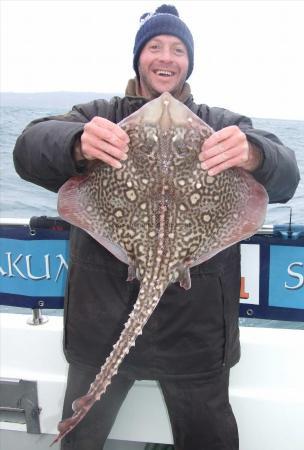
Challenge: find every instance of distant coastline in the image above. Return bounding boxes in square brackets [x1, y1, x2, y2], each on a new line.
[1, 92, 303, 123]
[0, 91, 122, 109]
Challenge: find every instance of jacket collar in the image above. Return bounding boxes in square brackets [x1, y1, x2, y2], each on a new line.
[124, 78, 194, 106]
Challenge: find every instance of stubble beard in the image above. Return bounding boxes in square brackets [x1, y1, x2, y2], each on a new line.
[139, 70, 186, 100]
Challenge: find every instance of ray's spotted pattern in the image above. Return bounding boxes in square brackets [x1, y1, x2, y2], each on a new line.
[53, 92, 268, 444]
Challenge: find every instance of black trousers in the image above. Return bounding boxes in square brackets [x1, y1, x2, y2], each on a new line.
[60, 362, 239, 450]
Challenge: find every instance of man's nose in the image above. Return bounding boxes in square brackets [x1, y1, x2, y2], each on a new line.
[159, 48, 172, 62]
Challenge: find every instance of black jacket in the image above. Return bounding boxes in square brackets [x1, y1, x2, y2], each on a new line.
[13, 94, 300, 379]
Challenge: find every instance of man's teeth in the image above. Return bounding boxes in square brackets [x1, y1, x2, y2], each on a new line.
[156, 70, 174, 77]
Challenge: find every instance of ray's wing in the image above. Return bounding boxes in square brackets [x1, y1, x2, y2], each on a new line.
[165, 110, 269, 270]
[57, 167, 132, 265]
[57, 119, 158, 268]
[186, 168, 268, 267]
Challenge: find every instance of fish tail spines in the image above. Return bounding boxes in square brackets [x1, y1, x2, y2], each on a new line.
[51, 274, 169, 444]
[93, 276, 167, 383]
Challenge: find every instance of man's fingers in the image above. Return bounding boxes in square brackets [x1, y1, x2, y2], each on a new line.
[200, 146, 240, 170]
[200, 134, 240, 160]
[84, 123, 129, 149]
[82, 145, 124, 169]
[83, 134, 128, 159]
[199, 125, 250, 175]
[203, 126, 238, 150]
[80, 116, 130, 166]
[89, 117, 130, 145]
[202, 155, 244, 176]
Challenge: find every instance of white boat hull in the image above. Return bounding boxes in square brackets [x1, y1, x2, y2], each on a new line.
[1, 312, 304, 449]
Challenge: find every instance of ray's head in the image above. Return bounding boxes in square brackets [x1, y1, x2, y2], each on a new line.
[133, 4, 194, 99]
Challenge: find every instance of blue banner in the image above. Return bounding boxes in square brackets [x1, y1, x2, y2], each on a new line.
[0, 222, 303, 321]
[0, 238, 69, 297]
[0, 225, 69, 308]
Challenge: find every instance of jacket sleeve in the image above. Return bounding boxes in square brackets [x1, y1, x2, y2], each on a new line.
[205, 106, 300, 204]
[13, 99, 113, 193]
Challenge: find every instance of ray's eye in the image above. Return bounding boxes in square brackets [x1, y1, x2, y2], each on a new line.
[173, 138, 187, 155]
[145, 134, 158, 152]
[172, 127, 189, 157]
[127, 125, 158, 156]
[185, 129, 203, 153]
[141, 126, 158, 154]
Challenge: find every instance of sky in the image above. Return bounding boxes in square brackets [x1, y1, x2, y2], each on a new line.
[1, 0, 304, 120]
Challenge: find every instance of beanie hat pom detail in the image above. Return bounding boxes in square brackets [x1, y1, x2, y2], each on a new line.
[155, 5, 179, 16]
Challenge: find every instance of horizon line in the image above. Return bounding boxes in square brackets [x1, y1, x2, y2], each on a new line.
[1, 91, 303, 121]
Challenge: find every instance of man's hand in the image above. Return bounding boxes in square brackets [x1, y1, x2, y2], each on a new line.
[74, 117, 130, 169]
[199, 125, 262, 176]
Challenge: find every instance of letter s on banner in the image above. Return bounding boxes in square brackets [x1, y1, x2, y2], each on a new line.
[285, 262, 304, 290]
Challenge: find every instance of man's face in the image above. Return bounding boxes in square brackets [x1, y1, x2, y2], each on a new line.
[138, 35, 189, 99]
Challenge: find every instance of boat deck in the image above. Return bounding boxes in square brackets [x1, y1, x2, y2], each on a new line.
[1, 312, 304, 450]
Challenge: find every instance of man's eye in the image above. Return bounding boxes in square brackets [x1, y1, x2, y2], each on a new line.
[175, 47, 185, 55]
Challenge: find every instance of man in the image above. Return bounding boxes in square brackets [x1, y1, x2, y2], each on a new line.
[13, 5, 299, 450]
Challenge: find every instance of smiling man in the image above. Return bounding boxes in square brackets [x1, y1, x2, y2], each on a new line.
[13, 4, 300, 450]
[137, 34, 189, 99]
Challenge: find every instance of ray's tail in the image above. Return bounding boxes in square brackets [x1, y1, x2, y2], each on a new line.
[51, 274, 168, 446]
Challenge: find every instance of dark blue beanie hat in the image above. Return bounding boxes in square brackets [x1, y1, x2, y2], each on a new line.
[133, 4, 194, 80]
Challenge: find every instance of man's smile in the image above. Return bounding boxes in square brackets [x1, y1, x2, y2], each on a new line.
[154, 69, 176, 77]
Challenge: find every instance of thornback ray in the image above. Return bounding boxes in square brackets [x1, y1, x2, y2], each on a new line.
[52, 92, 268, 444]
